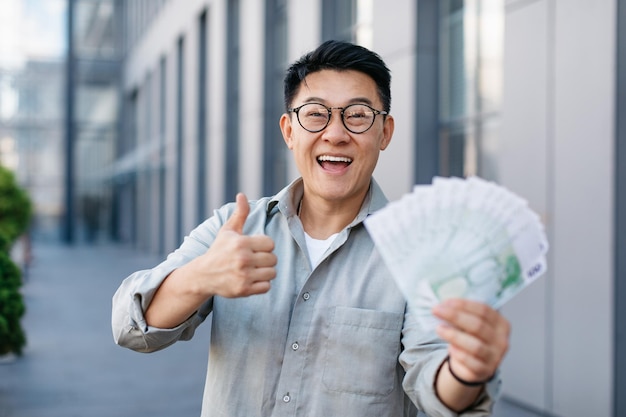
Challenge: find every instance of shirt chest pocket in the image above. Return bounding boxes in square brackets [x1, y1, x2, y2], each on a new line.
[322, 306, 404, 397]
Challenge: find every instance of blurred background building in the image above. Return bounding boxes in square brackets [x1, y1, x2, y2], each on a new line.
[0, 0, 66, 241]
[0, 0, 624, 416]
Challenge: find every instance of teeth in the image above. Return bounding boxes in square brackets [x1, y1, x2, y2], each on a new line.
[318, 155, 352, 163]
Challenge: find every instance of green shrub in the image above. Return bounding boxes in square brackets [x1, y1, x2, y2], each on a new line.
[0, 248, 26, 355]
[0, 165, 32, 249]
[0, 165, 31, 356]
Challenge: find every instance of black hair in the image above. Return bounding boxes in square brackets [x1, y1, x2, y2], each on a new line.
[283, 40, 391, 112]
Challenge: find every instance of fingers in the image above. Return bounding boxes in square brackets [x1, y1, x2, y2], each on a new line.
[208, 234, 277, 298]
[433, 299, 510, 344]
[228, 239, 277, 274]
[231, 248, 277, 277]
[432, 298, 510, 381]
[250, 250, 278, 268]
[222, 193, 250, 234]
[248, 235, 275, 253]
[207, 249, 277, 298]
[436, 324, 490, 361]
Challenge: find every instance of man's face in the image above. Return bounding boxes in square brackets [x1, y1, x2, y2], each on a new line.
[280, 69, 394, 206]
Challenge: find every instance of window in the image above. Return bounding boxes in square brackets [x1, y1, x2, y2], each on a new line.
[197, 9, 208, 221]
[321, 0, 372, 46]
[414, 0, 441, 184]
[158, 56, 167, 254]
[263, 0, 288, 195]
[438, 0, 504, 179]
[143, 71, 153, 248]
[176, 36, 184, 242]
[224, 0, 240, 202]
[321, 0, 355, 41]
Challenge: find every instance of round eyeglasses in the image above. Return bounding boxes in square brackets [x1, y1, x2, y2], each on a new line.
[287, 102, 388, 134]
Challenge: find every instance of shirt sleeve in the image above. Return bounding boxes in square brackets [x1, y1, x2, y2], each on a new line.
[111, 209, 229, 353]
[399, 307, 502, 417]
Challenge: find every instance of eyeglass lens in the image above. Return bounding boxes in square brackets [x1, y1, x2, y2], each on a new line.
[296, 103, 377, 133]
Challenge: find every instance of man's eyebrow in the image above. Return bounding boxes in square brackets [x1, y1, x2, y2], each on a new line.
[300, 96, 375, 106]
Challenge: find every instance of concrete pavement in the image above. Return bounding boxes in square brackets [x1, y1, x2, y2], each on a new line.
[0, 242, 211, 417]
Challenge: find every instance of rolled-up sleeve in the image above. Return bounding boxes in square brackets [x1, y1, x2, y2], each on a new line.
[111, 261, 213, 353]
[111, 210, 228, 353]
[399, 308, 502, 417]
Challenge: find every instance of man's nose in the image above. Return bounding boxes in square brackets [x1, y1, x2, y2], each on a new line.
[321, 110, 350, 143]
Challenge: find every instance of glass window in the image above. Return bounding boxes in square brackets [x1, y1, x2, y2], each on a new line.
[263, 0, 288, 195]
[438, 0, 504, 179]
[142, 71, 153, 248]
[75, 0, 117, 58]
[69, 0, 122, 243]
[321, 0, 372, 46]
[197, 10, 208, 222]
[176, 36, 185, 242]
[322, 0, 355, 41]
[158, 56, 167, 254]
[225, 0, 240, 202]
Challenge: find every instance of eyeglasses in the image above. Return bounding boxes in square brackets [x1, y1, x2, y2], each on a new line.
[287, 102, 388, 134]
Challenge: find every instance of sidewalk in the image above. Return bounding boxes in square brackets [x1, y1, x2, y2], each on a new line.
[0, 242, 211, 417]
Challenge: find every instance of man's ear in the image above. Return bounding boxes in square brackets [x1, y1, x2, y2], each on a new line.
[380, 115, 394, 151]
[280, 113, 294, 149]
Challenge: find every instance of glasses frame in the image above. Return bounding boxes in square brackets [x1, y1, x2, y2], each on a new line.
[287, 102, 388, 134]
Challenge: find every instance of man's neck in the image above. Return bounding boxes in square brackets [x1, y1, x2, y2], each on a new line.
[298, 193, 366, 239]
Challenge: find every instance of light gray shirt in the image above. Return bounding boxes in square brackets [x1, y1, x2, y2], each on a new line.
[112, 178, 500, 417]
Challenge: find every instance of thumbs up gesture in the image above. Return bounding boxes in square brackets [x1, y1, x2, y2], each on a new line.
[144, 193, 277, 328]
[198, 193, 278, 298]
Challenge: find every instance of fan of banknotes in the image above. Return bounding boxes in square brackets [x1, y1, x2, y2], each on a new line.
[364, 176, 548, 328]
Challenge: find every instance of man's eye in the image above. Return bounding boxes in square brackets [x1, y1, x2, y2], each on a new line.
[346, 111, 368, 119]
[305, 110, 327, 118]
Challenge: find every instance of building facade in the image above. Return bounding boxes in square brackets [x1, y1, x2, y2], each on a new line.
[109, 1, 624, 416]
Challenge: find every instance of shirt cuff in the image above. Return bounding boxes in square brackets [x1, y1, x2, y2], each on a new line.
[406, 350, 502, 417]
[112, 261, 212, 353]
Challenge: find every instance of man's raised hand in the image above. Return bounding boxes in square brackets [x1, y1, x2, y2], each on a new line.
[144, 193, 277, 328]
[200, 193, 277, 298]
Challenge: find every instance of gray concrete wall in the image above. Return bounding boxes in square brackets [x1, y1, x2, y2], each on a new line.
[500, 1, 616, 416]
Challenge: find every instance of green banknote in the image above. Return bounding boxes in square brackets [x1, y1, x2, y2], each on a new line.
[365, 176, 548, 329]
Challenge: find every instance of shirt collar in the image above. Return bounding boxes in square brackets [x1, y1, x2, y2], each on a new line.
[266, 177, 389, 225]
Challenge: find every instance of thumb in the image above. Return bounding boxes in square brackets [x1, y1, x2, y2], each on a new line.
[222, 193, 250, 234]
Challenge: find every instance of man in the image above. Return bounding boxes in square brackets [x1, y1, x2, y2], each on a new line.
[112, 40, 510, 416]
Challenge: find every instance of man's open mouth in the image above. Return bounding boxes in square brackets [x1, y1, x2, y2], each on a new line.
[317, 155, 353, 170]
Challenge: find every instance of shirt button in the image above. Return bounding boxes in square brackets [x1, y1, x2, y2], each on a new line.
[302, 292, 310, 301]
[291, 342, 299, 351]
[283, 394, 291, 403]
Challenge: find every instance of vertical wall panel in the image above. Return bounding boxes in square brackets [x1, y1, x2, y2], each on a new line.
[501, 1, 616, 416]
[285, 0, 322, 182]
[499, 0, 550, 410]
[372, 0, 416, 201]
[615, 0, 626, 415]
[551, 1, 615, 415]
[207, 0, 228, 209]
[158, 56, 166, 255]
[239, 0, 264, 200]
[182, 19, 199, 238]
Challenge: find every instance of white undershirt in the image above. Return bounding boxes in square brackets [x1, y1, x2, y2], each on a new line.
[304, 231, 339, 268]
